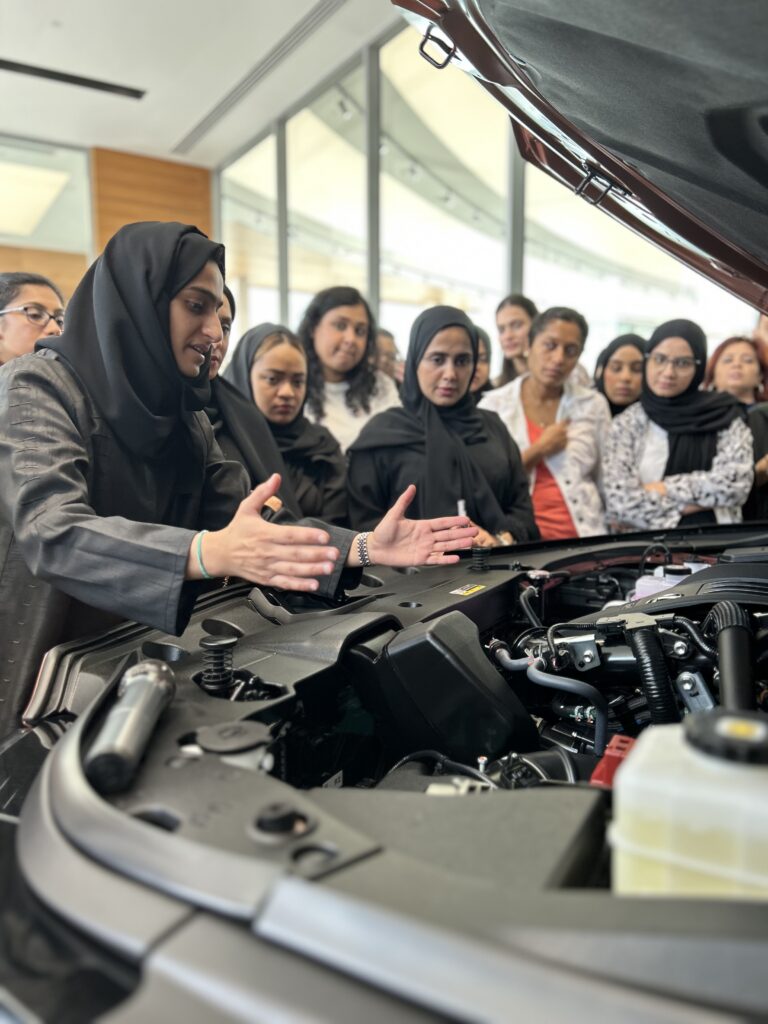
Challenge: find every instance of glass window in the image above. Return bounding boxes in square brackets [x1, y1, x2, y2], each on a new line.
[524, 164, 757, 372]
[378, 28, 509, 359]
[286, 65, 366, 327]
[0, 135, 91, 301]
[220, 133, 280, 337]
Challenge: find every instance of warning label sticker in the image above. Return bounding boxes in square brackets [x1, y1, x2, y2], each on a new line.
[449, 583, 487, 597]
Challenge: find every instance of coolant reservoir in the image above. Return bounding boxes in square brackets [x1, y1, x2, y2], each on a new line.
[611, 710, 768, 899]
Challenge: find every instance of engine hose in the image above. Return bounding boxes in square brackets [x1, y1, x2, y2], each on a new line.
[493, 646, 531, 673]
[672, 616, 718, 659]
[519, 585, 543, 628]
[704, 601, 754, 711]
[625, 627, 679, 725]
[526, 659, 609, 756]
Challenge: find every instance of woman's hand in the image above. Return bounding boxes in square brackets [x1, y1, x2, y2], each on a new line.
[643, 480, 668, 496]
[359, 485, 478, 567]
[470, 524, 498, 548]
[189, 474, 339, 592]
[536, 421, 569, 457]
[755, 453, 768, 487]
[523, 421, 569, 470]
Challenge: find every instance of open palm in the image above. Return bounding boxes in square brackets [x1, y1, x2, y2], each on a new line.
[369, 485, 477, 567]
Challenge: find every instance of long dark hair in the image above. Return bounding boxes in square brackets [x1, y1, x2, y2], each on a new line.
[0, 271, 64, 309]
[297, 286, 378, 420]
[494, 293, 538, 387]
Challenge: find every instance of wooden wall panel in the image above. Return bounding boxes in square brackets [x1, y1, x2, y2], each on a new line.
[91, 148, 212, 252]
[0, 246, 88, 302]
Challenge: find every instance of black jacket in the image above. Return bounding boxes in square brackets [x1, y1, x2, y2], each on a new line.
[348, 406, 538, 539]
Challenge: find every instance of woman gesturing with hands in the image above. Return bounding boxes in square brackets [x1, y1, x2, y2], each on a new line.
[0, 222, 476, 730]
[190, 474, 477, 591]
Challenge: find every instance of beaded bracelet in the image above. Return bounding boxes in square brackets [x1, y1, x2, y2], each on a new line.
[196, 529, 213, 580]
[356, 531, 372, 568]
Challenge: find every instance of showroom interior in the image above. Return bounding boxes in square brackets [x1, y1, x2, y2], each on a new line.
[0, 0, 757, 374]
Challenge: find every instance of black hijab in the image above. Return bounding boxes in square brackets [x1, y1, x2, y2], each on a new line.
[351, 305, 511, 532]
[641, 318, 743, 475]
[37, 221, 223, 459]
[222, 323, 340, 464]
[594, 333, 646, 417]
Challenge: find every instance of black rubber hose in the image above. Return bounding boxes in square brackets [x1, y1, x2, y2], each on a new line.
[494, 647, 531, 673]
[704, 601, 754, 711]
[672, 616, 718, 659]
[625, 627, 679, 725]
[526, 659, 609, 756]
[518, 585, 543, 628]
[638, 542, 672, 577]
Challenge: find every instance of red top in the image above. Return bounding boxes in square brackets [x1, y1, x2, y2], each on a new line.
[526, 417, 577, 540]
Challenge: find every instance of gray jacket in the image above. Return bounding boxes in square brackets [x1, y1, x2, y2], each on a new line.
[0, 351, 354, 730]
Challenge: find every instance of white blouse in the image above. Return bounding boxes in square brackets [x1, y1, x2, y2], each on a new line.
[479, 373, 611, 537]
[307, 370, 401, 453]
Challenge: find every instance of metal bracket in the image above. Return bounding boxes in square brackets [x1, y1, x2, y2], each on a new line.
[419, 24, 457, 69]
[675, 670, 716, 713]
[575, 165, 618, 207]
[552, 634, 601, 672]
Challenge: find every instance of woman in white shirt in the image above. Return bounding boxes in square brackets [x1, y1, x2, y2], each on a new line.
[603, 319, 753, 530]
[480, 307, 611, 539]
[298, 286, 400, 452]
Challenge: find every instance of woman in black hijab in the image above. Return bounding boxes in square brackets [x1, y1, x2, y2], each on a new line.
[603, 318, 753, 530]
[204, 287, 301, 516]
[223, 322, 348, 524]
[593, 333, 646, 417]
[347, 306, 538, 543]
[0, 223, 476, 729]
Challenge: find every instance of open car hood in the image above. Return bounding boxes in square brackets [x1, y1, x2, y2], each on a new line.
[391, 0, 768, 313]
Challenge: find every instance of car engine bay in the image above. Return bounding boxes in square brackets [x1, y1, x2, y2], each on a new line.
[9, 525, 768, 1020]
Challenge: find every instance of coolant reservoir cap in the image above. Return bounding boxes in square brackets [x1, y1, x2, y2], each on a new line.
[684, 709, 768, 764]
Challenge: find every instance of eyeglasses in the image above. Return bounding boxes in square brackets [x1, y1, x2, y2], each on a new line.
[647, 352, 699, 372]
[0, 304, 65, 331]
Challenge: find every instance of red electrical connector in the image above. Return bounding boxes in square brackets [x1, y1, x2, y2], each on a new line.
[590, 734, 636, 788]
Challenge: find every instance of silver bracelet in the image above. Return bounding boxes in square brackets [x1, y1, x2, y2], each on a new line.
[356, 531, 372, 567]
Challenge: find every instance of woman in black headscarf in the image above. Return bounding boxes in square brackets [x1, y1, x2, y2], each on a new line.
[223, 322, 348, 524]
[0, 223, 476, 730]
[603, 318, 753, 530]
[347, 306, 538, 543]
[204, 287, 301, 517]
[593, 333, 646, 417]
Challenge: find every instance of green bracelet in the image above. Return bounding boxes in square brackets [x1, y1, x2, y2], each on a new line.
[196, 530, 213, 580]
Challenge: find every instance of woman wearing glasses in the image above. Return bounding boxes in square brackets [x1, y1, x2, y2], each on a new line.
[0, 272, 65, 364]
[603, 319, 753, 530]
[298, 286, 400, 453]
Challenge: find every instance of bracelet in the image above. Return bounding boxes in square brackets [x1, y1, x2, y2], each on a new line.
[196, 530, 213, 580]
[356, 531, 372, 568]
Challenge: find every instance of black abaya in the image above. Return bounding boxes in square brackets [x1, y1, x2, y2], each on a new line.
[348, 306, 537, 539]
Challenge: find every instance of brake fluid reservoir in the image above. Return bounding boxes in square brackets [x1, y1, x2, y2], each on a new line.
[611, 710, 768, 898]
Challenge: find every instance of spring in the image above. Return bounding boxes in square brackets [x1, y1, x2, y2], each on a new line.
[471, 546, 489, 572]
[202, 646, 233, 690]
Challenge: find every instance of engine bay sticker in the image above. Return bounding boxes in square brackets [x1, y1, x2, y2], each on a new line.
[449, 583, 487, 596]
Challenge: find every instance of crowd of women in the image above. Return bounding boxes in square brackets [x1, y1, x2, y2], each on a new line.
[2, 220, 768, 726]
